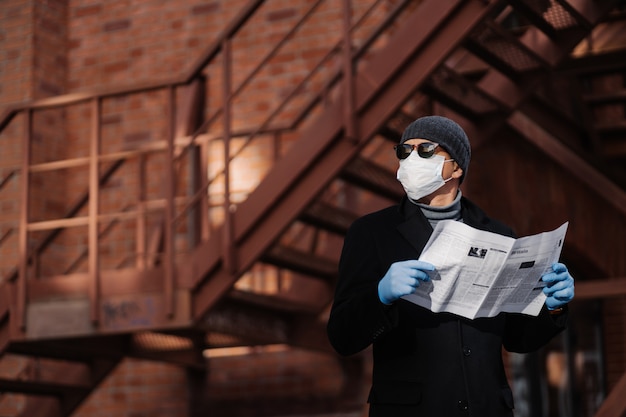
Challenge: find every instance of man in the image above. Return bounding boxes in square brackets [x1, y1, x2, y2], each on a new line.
[326, 115, 575, 417]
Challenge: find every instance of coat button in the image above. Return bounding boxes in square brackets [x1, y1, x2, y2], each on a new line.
[463, 346, 471, 356]
[458, 400, 469, 412]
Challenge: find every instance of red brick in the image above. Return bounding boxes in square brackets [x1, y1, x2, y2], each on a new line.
[191, 3, 219, 15]
[69, 38, 82, 49]
[171, 20, 184, 30]
[74, 4, 102, 18]
[124, 131, 151, 144]
[6, 50, 20, 59]
[104, 61, 130, 73]
[266, 8, 297, 22]
[103, 19, 131, 32]
[39, 17, 62, 34]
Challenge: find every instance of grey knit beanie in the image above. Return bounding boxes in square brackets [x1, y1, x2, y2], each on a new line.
[400, 115, 471, 182]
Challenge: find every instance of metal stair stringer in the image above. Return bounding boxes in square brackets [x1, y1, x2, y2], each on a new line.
[189, 0, 504, 321]
[456, 0, 623, 145]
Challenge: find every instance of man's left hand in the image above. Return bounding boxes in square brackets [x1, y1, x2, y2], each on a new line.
[542, 262, 575, 310]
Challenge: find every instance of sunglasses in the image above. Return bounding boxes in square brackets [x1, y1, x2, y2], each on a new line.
[394, 142, 440, 160]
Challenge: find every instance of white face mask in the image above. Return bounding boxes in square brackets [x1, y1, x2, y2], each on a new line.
[396, 151, 452, 201]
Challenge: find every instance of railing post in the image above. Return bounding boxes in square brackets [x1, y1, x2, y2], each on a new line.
[136, 155, 147, 270]
[89, 98, 101, 324]
[222, 39, 236, 274]
[17, 110, 32, 331]
[165, 86, 176, 318]
[199, 140, 210, 243]
[342, 0, 357, 143]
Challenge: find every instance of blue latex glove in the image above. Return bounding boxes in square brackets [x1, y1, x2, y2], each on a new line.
[378, 260, 435, 305]
[541, 262, 575, 310]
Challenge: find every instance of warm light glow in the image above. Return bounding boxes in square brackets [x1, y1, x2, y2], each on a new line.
[133, 331, 194, 351]
[203, 344, 289, 358]
[546, 351, 566, 387]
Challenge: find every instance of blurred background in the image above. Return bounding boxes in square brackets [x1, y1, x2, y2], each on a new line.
[0, 0, 625, 416]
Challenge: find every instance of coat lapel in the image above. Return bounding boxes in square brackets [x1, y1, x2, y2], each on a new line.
[395, 198, 433, 255]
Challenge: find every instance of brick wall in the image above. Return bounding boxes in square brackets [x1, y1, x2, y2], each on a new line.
[0, 0, 70, 279]
[67, 0, 247, 90]
[0, 0, 34, 108]
[0, 1, 390, 416]
[188, 347, 364, 417]
[68, 348, 365, 417]
[73, 358, 190, 417]
[33, 0, 68, 99]
[0, 0, 30, 279]
[0, 0, 67, 105]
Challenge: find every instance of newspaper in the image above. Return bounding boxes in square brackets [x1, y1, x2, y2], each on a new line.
[402, 220, 568, 319]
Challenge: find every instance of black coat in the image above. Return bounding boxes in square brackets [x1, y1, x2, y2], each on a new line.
[327, 197, 567, 417]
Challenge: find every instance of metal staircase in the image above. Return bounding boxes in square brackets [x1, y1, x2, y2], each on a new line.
[0, 0, 624, 416]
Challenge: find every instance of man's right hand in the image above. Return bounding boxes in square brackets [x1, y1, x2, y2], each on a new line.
[377, 260, 435, 305]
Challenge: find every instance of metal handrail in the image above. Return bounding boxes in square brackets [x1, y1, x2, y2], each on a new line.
[0, 0, 267, 131]
[0, 0, 269, 281]
[0, 0, 421, 330]
[0, 0, 269, 329]
[178, 0, 413, 202]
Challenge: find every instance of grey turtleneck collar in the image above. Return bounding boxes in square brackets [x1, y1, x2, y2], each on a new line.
[410, 190, 463, 229]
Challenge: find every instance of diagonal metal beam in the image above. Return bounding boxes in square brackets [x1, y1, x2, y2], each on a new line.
[506, 111, 626, 215]
[191, 0, 502, 320]
[11, 357, 120, 417]
[594, 370, 626, 417]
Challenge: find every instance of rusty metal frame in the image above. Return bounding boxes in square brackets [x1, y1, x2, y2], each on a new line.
[507, 111, 626, 215]
[190, 0, 501, 317]
[0, 0, 269, 338]
[89, 98, 101, 324]
[222, 38, 235, 275]
[17, 110, 32, 331]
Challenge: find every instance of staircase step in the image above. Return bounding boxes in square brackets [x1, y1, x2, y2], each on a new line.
[507, 0, 560, 38]
[0, 352, 120, 417]
[422, 65, 502, 119]
[467, 22, 547, 79]
[228, 290, 322, 314]
[300, 201, 358, 235]
[8, 337, 126, 362]
[262, 245, 337, 281]
[206, 297, 330, 352]
[341, 157, 403, 201]
[0, 377, 91, 397]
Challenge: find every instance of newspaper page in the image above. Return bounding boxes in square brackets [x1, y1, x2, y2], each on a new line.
[401, 220, 568, 319]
